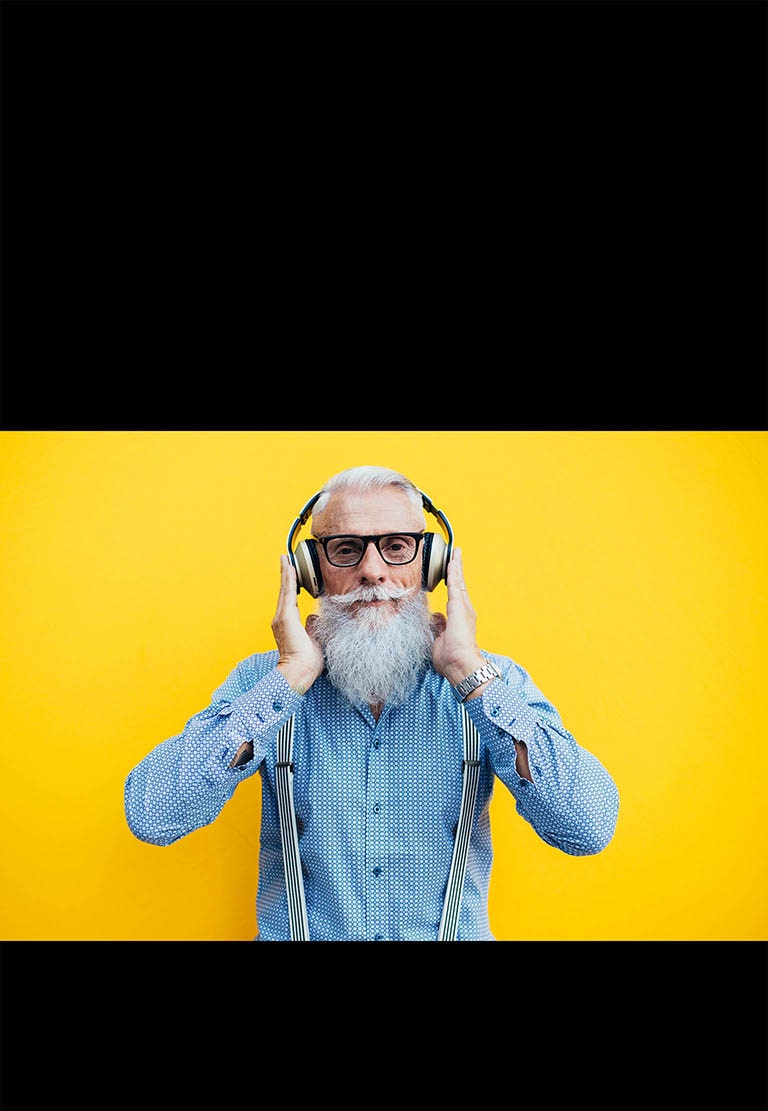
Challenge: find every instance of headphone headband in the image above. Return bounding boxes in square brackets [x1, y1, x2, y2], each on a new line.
[286, 492, 322, 558]
[418, 489, 453, 549]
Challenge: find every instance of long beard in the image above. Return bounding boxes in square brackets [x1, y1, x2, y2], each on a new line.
[313, 585, 434, 707]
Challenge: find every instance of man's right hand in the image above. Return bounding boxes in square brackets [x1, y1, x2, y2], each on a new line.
[272, 555, 324, 694]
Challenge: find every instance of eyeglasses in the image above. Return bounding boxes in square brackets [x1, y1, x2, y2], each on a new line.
[314, 532, 424, 567]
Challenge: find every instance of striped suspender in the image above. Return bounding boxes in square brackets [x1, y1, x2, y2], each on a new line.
[437, 705, 481, 941]
[276, 704, 480, 942]
[275, 715, 310, 941]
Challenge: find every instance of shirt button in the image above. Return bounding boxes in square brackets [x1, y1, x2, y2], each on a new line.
[373, 739, 380, 749]
[374, 934, 384, 941]
[372, 866, 381, 877]
[490, 706, 500, 717]
[372, 803, 381, 814]
[272, 701, 282, 713]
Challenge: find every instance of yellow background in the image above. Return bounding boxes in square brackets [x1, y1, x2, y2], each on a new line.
[1, 430, 766, 941]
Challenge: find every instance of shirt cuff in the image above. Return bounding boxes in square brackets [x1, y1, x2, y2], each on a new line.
[462, 678, 539, 746]
[218, 667, 304, 741]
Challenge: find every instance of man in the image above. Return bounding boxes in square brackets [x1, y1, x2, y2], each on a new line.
[124, 465, 619, 940]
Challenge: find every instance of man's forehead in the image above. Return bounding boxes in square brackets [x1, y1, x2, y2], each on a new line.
[313, 489, 423, 533]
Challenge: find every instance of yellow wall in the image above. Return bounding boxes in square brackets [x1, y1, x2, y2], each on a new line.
[1, 430, 766, 941]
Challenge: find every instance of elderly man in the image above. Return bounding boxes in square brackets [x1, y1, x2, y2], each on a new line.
[125, 464, 619, 941]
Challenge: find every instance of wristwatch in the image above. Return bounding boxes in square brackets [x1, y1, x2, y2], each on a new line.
[452, 661, 502, 702]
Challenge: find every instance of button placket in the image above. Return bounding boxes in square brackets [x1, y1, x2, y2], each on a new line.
[366, 720, 388, 940]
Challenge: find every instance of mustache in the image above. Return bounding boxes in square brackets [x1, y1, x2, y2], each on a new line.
[325, 584, 418, 607]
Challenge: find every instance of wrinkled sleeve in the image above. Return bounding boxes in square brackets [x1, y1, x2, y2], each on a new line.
[124, 653, 302, 846]
[464, 655, 620, 856]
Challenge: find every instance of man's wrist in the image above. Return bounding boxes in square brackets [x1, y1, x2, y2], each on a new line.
[451, 661, 502, 702]
[277, 660, 318, 696]
[443, 655, 486, 688]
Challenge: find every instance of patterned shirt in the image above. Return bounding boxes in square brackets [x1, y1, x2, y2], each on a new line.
[124, 650, 619, 941]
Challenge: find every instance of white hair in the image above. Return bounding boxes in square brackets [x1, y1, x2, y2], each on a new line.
[311, 465, 425, 522]
[313, 586, 434, 706]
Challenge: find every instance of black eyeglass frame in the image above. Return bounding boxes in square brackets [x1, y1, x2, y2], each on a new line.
[312, 532, 425, 567]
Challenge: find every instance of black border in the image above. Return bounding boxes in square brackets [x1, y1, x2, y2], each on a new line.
[1, 940, 766, 1100]
[1, 1, 766, 431]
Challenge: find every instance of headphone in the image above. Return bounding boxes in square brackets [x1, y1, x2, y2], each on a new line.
[286, 487, 454, 597]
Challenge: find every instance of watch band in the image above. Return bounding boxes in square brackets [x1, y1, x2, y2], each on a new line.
[452, 661, 502, 702]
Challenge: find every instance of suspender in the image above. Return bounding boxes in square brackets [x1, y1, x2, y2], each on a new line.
[275, 705, 481, 942]
[275, 715, 310, 941]
[437, 706, 481, 941]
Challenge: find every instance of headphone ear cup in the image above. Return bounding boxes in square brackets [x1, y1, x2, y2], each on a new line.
[421, 532, 449, 592]
[294, 539, 324, 597]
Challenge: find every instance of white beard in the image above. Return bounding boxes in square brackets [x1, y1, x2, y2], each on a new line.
[313, 584, 434, 707]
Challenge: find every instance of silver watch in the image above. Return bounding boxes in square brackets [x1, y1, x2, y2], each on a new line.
[452, 661, 502, 701]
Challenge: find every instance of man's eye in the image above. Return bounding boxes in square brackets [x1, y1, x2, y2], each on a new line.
[328, 539, 362, 560]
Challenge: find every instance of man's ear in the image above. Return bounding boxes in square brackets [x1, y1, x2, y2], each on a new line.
[430, 612, 447, 638]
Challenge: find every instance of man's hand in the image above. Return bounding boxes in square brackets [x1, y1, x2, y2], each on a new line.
[430, 547, 487, 690]
[272, 555, 324, 694]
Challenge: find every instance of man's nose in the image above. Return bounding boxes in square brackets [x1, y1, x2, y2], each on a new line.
[358, 539, 388, 578]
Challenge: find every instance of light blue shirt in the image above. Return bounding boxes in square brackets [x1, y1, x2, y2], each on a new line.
[124, 651, 619, 941]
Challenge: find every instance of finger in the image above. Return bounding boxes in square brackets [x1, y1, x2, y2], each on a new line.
[281, 554, 297, 585]
[447, 547, 468, 593]
[278, 555, 299, 605]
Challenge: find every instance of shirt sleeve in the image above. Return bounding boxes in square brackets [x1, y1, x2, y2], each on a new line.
[124, 655, 303, 846]
[463, 655, 620, 856]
